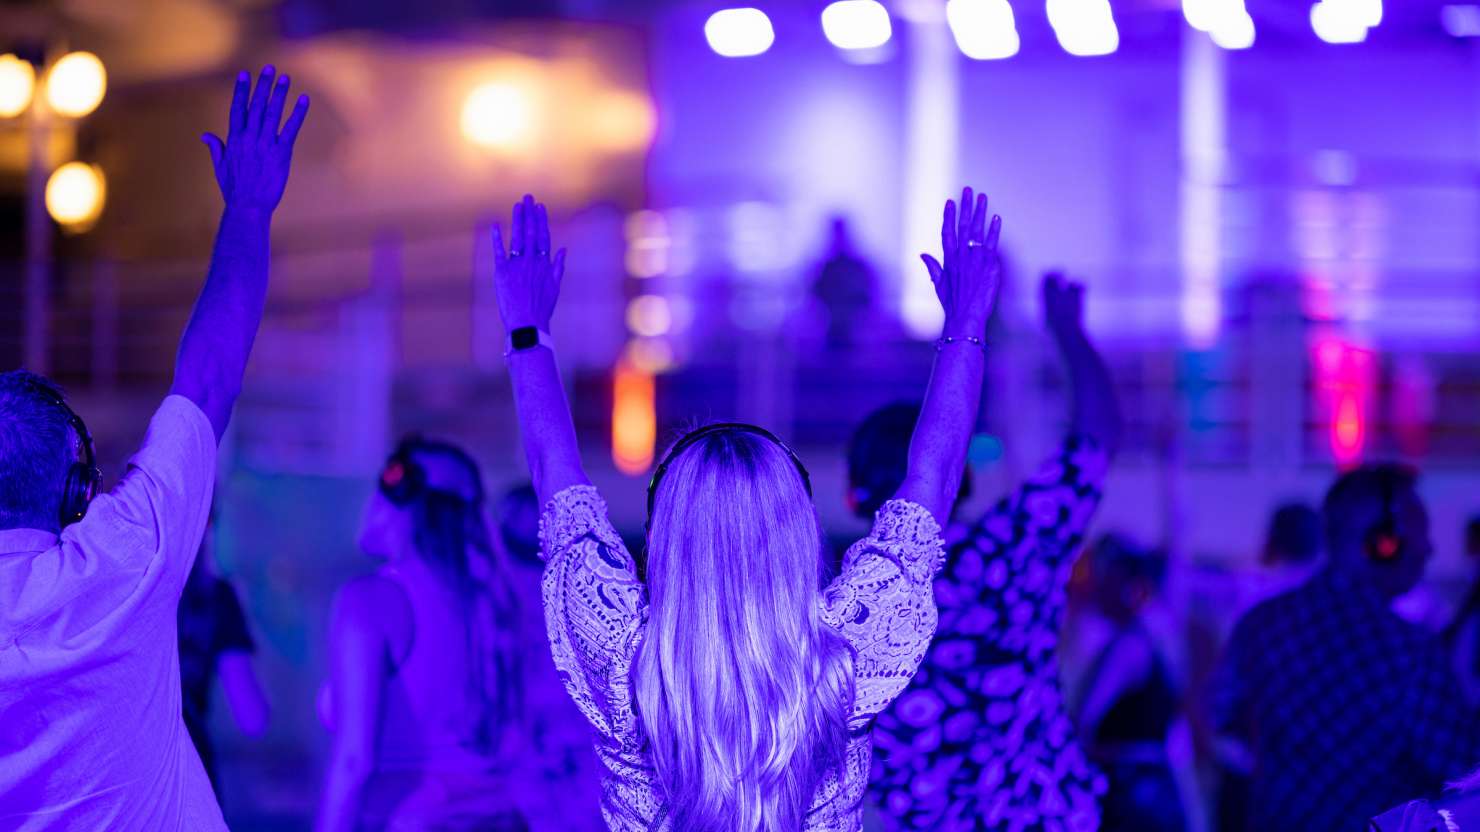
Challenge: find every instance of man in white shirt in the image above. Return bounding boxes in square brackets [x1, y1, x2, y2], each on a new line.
[0, 65, 310, 830]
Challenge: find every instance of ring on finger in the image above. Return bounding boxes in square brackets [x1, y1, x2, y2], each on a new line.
[966, 240, 983, 248]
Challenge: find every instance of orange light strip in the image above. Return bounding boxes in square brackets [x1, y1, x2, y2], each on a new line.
[612, 361, 656, 475]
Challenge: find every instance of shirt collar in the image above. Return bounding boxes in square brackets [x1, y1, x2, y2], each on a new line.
[0, 528, 61, 555]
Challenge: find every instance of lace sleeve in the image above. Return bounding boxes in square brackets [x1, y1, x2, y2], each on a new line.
[822, 499, 945, 729]
[539, 485, 646, 749]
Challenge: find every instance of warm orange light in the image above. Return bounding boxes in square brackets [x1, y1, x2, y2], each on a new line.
[1332, 392, 1364, 467]
[47, 51, 107, 118]
[0, 54, 36, 117]
[589, 90, 656, 153]
[45, 162, 107, 230]
[612, 362, 656, 475]
[460, 80, 538, 152]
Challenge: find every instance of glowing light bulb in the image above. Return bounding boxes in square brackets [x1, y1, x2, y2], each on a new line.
[45, 162, 107, 229]
[1311, 0, 1371, 43]
[821, 0, 894, 50]
[460, 81, 538, 151]
[612, 363, 656, 475]
[1211, 10, 1256, 48]
[705, 8, 776, 58]
[1047, 0, 1120, 56]
[626, 295, 673, 337]
[946, 0, 1021, 60]
[47, 52, 106, 118]
[0, 54, 36, 118]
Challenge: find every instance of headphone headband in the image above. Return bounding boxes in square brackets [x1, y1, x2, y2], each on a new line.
[645, 422, 812, 532]
[18, 376, 100, 527]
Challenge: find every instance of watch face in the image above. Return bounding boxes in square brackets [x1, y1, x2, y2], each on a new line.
[511, 327, 540, 350]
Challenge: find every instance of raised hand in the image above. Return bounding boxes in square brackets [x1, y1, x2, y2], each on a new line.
[492, 194, 567, 333]
[201, 66, 310, 214]
[1042, 271, 1086, 342]
[920, 186, 1003, 339]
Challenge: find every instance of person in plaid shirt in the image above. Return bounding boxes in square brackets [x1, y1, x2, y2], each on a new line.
[1213, 464, 1480, 832]
[856, 274, 1120, 831]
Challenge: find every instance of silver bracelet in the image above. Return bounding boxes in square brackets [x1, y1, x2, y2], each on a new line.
[934, 334, 986, 352]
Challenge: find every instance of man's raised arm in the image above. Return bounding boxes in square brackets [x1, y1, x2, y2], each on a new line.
[170, 66, 310, 439]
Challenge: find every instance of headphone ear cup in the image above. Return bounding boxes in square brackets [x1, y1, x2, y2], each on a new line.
[59, 462, 99, 527]
[1367, 526, 1404, 562]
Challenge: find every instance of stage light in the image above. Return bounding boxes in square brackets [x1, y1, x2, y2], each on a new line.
[1444, 4, 1480, 36]
[625, 339, 676, 374]
[1351, 0, 1382, 27]
[461, 81, 538, 151]
[0, 54, 36, 118]
[1310, 0, 1371, 43]
[45, 162, 106, 229]
[626, 295, 673, 337]
[625, 210, 671, 279]
[1183, 0, 1218, 31]
[1047, 0, 1120, 56]
[46, 52, 106, 118]
[1210, 10, 1256, 48]
[946, 0, 1021, 60]
[705, 8, 776, 58]
[822, 0, 894, 50]
[612, 362, 656, 475]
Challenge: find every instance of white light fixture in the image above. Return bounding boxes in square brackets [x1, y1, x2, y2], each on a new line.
[1211, 9, 1256, 48]
[821, 0, 894, 50]
[46, 51, 107, 118]
[1047, 0, 1120, 56]
[1310, 0, 1370, 43]
[705, 8, 776, 57]
[946, 0, 1021, 59]
[1183, 0, 1219, 31]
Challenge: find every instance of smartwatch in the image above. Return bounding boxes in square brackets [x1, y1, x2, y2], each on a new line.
[505, 326, 553, 356]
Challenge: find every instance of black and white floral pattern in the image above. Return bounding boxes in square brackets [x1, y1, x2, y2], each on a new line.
[870, 436, 1109, 832]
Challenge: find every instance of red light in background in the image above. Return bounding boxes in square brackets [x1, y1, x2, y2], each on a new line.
[1312, 331, 1374, 469]
[1332, 391, 1364, 467]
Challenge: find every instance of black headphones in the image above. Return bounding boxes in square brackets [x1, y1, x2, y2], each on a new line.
[645, 422, 812, 533]
[1364, 467, 1406, 563]
[23, 378, 102, 528]
[378, 436, 483, 507]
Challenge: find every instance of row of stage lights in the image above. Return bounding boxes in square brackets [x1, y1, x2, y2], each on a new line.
[704, 0, 1387, 60]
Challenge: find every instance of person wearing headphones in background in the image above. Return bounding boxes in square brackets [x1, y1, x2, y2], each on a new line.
[858, 273, 1121, 831]
[1211, 464, 1480, 832]
[315, 437, 526, 832]
[0, 67, 308, 830]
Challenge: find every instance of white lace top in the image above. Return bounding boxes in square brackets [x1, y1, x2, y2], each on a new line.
[538, 484, 945, 831]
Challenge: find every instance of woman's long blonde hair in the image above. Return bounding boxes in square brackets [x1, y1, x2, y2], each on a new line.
[635, 427, 853, 831]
